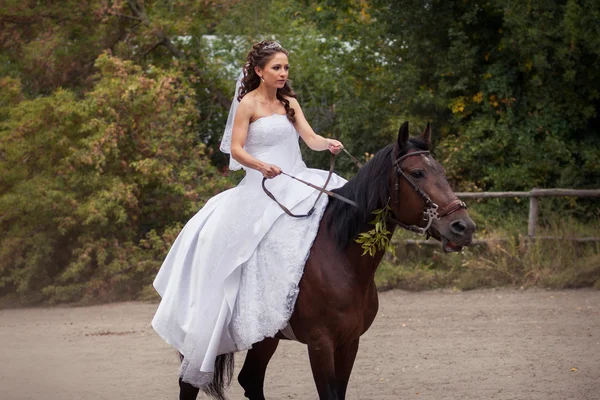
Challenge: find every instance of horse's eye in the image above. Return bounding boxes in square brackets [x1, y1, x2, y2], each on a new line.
[410, 170, 424, 179]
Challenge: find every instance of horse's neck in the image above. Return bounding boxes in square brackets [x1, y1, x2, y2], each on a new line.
[345, 222, 396, 286]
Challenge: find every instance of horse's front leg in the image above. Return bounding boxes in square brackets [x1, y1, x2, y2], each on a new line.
[238, 337, 279, 400]
[307, 336, 338, 400]
[334, 338, 360, 399]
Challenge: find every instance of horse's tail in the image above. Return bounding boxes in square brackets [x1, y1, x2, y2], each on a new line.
[201, 353, 235, 400]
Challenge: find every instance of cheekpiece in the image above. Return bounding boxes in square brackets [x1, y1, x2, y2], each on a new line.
[263, 42, 282, 51]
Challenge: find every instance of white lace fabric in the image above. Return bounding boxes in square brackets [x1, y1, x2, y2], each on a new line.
[152, 114, 346, 388]
[219, 71, 244, 171]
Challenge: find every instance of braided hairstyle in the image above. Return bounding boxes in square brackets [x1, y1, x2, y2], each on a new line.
[238, 40, 297, 123]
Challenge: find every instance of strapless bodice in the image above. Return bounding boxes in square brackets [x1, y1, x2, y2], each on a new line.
[244, 113, 304, 176]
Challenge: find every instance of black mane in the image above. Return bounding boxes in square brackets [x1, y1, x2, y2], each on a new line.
[325, 137, 429, 250]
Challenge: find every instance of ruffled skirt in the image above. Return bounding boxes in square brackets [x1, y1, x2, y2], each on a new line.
[152, 166, 345, 387]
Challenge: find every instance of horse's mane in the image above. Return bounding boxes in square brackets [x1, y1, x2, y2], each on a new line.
[325, 137, 429, 250]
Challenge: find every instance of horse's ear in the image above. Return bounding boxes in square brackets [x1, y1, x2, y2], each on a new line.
[397, 121, 409, 149]
[421, 122, 432, 147]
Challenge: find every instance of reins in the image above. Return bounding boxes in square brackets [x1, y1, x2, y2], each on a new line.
[262, 153, 357, 218]
[262, 146, 467, 235]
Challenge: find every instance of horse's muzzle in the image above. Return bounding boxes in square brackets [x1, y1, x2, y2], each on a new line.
[432, 214, 476, 253]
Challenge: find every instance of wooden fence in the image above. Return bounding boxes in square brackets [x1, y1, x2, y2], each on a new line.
[404, 188, 600, 247]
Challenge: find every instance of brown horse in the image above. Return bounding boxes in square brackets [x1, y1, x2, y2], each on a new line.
[179, 121, 476, 400]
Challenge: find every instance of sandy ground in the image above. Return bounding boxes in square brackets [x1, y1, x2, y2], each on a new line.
[1, 288, 599, 400]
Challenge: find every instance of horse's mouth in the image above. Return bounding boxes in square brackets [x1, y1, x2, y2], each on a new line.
[441, 236, 463, 253]
[428, 229, 464, 253]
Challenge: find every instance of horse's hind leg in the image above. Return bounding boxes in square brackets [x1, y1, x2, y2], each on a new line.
[179, 377, 199, 400]
[178, 353, 200, 400]
[238, 337, 279, 400]
[334, 339, 360, 399]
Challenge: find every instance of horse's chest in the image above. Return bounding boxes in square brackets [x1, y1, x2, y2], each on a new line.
[337, 287, 379, 341]
[357, 289, 379, 335]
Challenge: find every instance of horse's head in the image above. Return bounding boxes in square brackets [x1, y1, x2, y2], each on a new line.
[389, 122, 475, 252]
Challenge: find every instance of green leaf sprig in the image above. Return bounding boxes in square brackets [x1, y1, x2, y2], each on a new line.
[355, 201, 396, 257]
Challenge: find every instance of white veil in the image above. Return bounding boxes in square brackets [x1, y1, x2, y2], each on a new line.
[219, 70, 245, 171]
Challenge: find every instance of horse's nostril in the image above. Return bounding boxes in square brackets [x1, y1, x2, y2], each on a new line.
[451, 220, 467, 234]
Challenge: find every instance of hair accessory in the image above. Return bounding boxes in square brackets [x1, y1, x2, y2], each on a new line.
[262, 41, 282, 51]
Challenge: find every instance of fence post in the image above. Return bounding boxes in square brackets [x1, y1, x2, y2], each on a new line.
[528, 189, 539, 237]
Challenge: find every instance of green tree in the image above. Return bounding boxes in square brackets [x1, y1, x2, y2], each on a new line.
[278, 0, 599, 192]
[0, 54, 230, 304]
[382, 0, 600, 193]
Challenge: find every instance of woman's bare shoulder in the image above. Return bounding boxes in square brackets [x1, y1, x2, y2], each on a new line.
[237, 93, 257, 115]
[285, 96, 300, 107]
[239, 92, 258, 106]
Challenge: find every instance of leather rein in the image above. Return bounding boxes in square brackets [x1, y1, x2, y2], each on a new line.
[261, 153, 358, 218]
[262, 148, 467, 235]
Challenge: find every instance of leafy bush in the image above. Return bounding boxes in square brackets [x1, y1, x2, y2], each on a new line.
[0, 54, 231, 305]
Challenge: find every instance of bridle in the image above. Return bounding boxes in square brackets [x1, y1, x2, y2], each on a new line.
[388, 150, 467, 236]
[263, 148, 467, 237]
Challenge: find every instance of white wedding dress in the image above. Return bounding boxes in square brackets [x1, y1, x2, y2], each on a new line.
[152, 113, 346, 387]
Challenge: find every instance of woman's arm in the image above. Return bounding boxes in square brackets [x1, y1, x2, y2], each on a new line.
[289, 97, 343, 153]
[230, 99, 281, 178]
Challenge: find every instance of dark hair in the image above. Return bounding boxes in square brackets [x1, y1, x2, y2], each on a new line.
[238, 40, 297, 123]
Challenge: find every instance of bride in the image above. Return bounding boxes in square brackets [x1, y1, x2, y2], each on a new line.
[151, 40, 346, 390]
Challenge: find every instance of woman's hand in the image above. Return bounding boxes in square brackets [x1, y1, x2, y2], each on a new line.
[259, 163, 282, 179]
[327, 139, 344, 154]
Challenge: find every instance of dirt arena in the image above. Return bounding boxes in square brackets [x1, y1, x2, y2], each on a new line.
[1, 288, 598, 400]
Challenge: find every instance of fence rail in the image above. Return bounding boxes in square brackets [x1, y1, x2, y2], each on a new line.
[404, 188, 600, 247]
[454, 188, 600, 199]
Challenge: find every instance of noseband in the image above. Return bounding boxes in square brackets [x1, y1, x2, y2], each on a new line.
[389, 150, 467, 236]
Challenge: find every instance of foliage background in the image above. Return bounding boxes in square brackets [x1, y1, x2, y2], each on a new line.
[1, 0, 598, 305]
